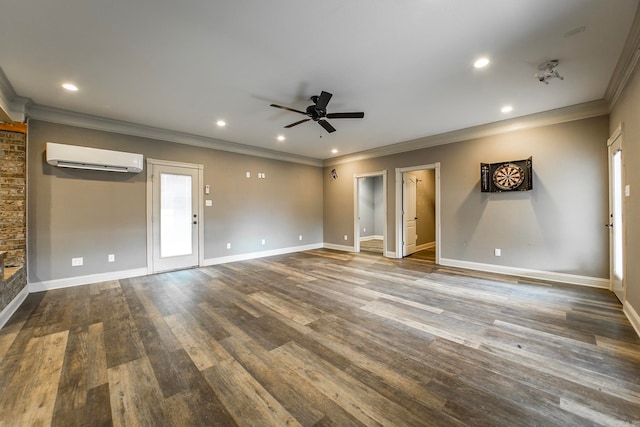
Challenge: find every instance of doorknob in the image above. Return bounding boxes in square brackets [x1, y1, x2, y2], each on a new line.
[193, 221, 197, 225]
[605, 223, 613, 228]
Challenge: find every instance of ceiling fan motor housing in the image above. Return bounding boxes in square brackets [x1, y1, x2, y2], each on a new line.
[306, 104, 325, 121]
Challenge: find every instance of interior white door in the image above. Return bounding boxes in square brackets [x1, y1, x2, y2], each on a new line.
[403, 173, 417, 256]
[608, 133, 624, 302]
[151, 164, 200, 273]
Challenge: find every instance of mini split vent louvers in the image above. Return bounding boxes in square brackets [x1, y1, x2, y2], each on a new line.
[46, 142, 144, 173]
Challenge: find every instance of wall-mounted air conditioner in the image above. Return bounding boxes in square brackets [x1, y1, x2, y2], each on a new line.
[46, 142, 144, 173]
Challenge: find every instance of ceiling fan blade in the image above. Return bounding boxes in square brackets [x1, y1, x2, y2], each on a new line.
[315, 91, 333, 110]
[318, 119, 336, 133]
[270, 104, 307, 115]
[326, 112, 365, 119]
[284, 118, 310, 128]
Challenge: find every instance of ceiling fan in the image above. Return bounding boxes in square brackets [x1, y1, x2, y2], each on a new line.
[270, 91, 364, 133]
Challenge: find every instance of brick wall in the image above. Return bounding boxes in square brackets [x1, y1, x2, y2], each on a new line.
[0, 126, 27, 316]
[0, 128, 26, 267]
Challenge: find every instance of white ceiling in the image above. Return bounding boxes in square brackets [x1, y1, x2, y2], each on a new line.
[1, 0, 638, 160]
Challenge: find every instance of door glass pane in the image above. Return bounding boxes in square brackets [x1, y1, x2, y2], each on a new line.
[160, 173, 192, 258]
[613, 150, 623, 279]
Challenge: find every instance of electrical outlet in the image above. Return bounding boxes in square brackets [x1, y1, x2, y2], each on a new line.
[72, 257, 83, 266]
[261, 239, 266, 245]
[226, 243, 231, 249]
[494, 248, 501, 257]
[108, 254, 115, 263]
[363, 228, 366, 233]
[344, 234, 348, 241]
[246, 172, 251, 178]
[299, 235, 303, 241]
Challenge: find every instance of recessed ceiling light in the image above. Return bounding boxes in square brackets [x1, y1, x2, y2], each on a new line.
[474, 57, 490, 69]
[331, 148, 338, 154]
[62, 83, 78, 92]
[277, 135, 285, 141]
[216, 120, 226, 127]
[501, 105, 513, 113]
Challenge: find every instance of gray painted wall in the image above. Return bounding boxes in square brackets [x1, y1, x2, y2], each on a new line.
[610, 63, 640, 314]
[358, 178, 375, 237]
[358, 176, 383, 238]
[27, 120, 323, 283]
[324, 116, 609, 279]
[373, 176, 384, 236]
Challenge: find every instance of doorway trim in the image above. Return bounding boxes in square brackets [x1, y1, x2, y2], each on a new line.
[353, 170, 388, 256]
[395, 163, 441, 263]
[146, 158, 204, 274]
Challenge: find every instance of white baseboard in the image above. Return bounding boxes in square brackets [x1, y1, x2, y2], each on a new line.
[0, 285, 29, 329]
[29, 268, 148, 292]
[416, 241, 436, 251]
[323, 243, 355, 252]
[385, 251, 396, 258]
[439, 258, 609, 288]
[360, 235, 383, 241]
[624, 301, 640, 338]
[203, 243, 323, 266]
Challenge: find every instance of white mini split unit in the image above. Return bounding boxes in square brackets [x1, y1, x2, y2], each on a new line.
[46, 142, 143, 173]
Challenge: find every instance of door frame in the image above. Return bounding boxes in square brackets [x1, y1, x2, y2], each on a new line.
[353, 170, 388, 256]
[146, 158, 204, 274]
[607, 124, 625, 302]
[395, 163, 440, 262]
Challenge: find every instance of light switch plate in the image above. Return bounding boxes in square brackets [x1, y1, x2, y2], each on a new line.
[206, 200, 213, 206]
[625, 184, 630, 197]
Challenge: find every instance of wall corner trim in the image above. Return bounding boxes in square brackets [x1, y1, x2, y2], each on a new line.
[439, 258, 610, 289]
[202, 243, 323, 266]
[28, 268, 148, 292]
[323, 243, 355, 252]
[623, 301, 640, 338]
[0, 285, 29, 330]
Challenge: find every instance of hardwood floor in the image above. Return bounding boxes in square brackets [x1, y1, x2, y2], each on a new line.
[1, 249, 639, 426]
[359, 238, 384, 254]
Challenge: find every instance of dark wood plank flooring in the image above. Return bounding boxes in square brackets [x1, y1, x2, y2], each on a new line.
[1, 249, 639, 426]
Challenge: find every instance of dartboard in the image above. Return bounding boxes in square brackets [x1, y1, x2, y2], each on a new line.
[493, 163, 525, 190]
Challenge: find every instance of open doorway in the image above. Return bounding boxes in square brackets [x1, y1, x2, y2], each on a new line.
[395, 163, 440, 263]
[354, 171, 387, 255]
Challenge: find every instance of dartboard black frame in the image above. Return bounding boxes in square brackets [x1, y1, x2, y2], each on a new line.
[480, 157, 533, 192]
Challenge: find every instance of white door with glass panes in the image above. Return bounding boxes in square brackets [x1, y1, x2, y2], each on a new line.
[150, 162, 201, 273]
[607, 129, 625, 303]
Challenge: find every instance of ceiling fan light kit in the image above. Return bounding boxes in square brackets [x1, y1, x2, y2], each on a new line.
[535, 60, 564, 84]
[270, 91, 364, 133]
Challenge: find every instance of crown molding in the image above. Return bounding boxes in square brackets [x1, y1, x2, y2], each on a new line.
[605, 4, 640, 109]
[27, 104, 322, 167]
[0, 67, 31, 123]
[323, 100, 609, 167]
